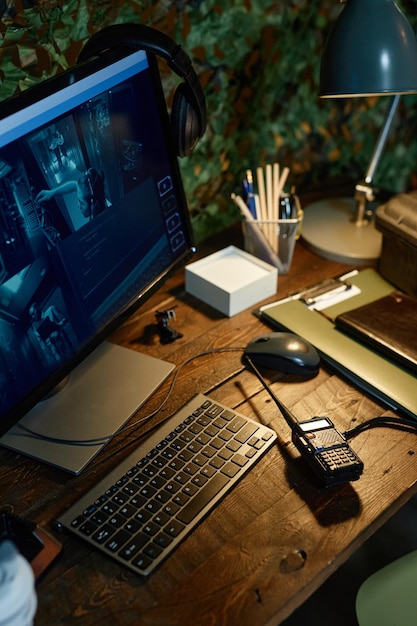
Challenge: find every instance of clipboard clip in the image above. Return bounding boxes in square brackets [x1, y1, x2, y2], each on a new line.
[295, 277, 352, 306]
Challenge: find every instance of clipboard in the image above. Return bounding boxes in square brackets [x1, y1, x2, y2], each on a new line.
[258, 268, 417, 420]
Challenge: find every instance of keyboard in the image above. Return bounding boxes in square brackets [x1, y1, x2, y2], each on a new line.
[56, 393, 277, 576]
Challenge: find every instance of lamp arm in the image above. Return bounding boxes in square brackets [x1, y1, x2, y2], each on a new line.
[354, 94, 401, 225]
[364, 94, 400, 184]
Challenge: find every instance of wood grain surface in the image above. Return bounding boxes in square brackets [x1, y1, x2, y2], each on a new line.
[2, 225, 417, 626]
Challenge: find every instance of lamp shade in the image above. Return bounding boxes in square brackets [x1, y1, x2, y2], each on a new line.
[320, 0, 417, 97]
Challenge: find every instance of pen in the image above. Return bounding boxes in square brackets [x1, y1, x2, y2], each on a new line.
[302, 283, 351, 306]
[243, 169, 257, 218]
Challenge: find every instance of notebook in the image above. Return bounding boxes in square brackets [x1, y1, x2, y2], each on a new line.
[335, 291, 417, 374]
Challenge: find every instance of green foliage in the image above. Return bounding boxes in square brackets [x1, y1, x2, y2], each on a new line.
[0, 0, 416, 241]
[176, 0, 417, 239]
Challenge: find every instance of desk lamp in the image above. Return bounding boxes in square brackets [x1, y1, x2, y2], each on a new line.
[302, 0, 417, 264]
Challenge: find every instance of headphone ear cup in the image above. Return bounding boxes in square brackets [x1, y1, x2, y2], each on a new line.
[78, 24, 206, 157]
[172, 83, 201, 157]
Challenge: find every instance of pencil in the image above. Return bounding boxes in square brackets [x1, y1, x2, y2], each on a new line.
[256, 166, 268, 224]
[276, 166, 290, 205]
[231, 192, 256, 222]
[272, 162, 280, 223]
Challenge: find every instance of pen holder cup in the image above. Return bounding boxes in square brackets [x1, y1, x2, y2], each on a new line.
[242, 213, 303, 275]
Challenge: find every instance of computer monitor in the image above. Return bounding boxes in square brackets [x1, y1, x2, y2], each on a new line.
[0, 47, 196, 473]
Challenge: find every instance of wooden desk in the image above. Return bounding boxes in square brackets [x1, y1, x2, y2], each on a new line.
[2, 228, 417, 626]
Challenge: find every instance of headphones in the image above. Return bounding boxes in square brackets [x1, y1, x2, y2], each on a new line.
[77, 23, 206, 157]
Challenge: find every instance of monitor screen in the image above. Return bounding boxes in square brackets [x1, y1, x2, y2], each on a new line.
[0, 48, 196, 472]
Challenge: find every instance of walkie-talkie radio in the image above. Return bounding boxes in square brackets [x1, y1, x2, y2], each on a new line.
[245, 355, 364, 487]
[291, 416, 363, 487]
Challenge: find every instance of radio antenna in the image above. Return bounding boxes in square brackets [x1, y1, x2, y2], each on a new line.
[244, 355, 299, 431]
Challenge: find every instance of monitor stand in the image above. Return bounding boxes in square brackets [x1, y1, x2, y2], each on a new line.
[0, 342, 174, 475]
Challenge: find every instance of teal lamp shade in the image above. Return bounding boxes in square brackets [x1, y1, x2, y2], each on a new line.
[320, 0, 417, 97]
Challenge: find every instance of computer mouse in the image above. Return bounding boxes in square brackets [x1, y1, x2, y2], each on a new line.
[244, 332, 320, 376]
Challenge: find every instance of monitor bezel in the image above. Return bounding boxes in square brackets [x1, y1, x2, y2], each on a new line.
[0, 47, 196, 437]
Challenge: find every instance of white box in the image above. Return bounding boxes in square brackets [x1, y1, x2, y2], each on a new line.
[185, 245, 278, 317]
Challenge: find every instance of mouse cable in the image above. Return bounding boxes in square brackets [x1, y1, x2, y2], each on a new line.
[245, 354, 417, 441]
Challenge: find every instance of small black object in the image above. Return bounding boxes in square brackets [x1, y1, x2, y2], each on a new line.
[155, 307, 183, 344]
[0, 509, 44, 562]
[244, 331, 320, 376]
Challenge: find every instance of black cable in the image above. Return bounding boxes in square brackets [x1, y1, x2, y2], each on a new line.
[344, 415, 417, 440]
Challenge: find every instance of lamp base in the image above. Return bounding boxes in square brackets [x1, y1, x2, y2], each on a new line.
[301, 197, 382, 265]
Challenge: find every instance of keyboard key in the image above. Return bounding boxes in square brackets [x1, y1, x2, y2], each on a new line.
[83, 504, 97, 516]
[231, 454, 249, 468]
[204, 403, 223, 418]
[108, 513, 126, 528]
[210, 456, 225, 469]
[164, 520, 185, 537]
[163, 502, 180, 516]
[191, 474, 208, 487]
[134, 510, 151, 524]
[143, 521, 159, 536]
[119, 504, 137, 518]
[79, 521, 97, 536]
[102, 503, 118, 516]
[227, 416, 247, 433]
[221, 463, 241, 478]
[91, 511, 108, 525]
[183, 462, 199, 475]
[118, 533, 148, 560]
[154, 512, 170, 526]
[220, 409, 235, 421]
[132, 554, 153, 571]
[172, 492, 189, 507]
[124, 519, 142, 534]
[93, 525, 115, 544]
[182, 483, 198, 497]
[154, 532, 173, 548]
[112, 493, 129, 506]
[213, 416, 227, 429]
[143, 543, 162, 560]
[227, 440, 241, 452]
[200, 465, 216, 478]
[176, 473, 229, 524]
[106, 529, 130, 552]
[201, 446, 216, 459]
[235, 423, 258, 444]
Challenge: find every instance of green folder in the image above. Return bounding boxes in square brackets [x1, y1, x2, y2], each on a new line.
[258, 269, 417, 419]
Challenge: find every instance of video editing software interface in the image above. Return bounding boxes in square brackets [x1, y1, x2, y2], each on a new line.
[0, 49, 192, 433]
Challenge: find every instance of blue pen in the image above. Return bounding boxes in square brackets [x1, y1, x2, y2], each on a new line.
[243, 169, 257, 218]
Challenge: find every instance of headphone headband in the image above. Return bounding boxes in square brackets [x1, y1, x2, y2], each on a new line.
[78, 24, 206, 156]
